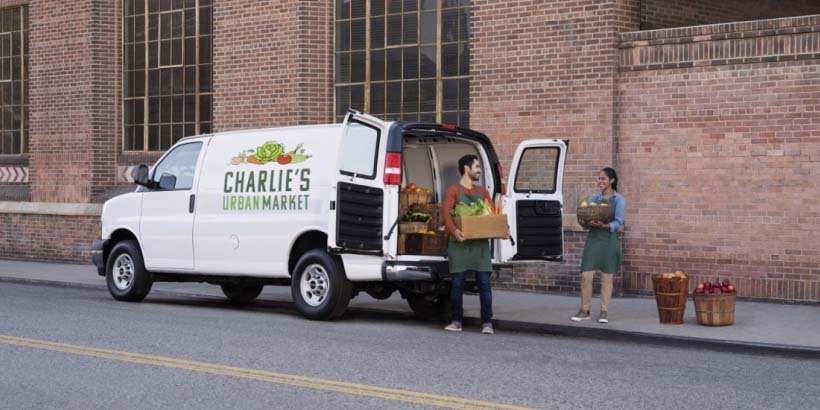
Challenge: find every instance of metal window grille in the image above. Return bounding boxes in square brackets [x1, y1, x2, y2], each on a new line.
[123, 0, 213, 152]
[334, 0, 470, 127]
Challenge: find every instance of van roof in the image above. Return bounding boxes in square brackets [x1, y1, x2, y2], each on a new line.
[180, 122, 366, 142]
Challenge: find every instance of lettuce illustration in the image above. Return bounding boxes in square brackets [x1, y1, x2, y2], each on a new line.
[254, 141, 284, 163]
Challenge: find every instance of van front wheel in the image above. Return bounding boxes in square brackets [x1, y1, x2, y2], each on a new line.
[105, 240, 153, 302]
[291, 250, 352, 320]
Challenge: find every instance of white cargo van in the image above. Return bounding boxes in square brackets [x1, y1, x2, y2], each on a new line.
[92, 110, 567, 320]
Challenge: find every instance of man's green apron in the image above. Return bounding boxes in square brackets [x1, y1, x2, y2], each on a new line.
[447, 187, 492, 273]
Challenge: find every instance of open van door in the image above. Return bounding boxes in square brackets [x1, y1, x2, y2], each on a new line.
[327, 111, 388, 270]
[499, 140, 568, 262]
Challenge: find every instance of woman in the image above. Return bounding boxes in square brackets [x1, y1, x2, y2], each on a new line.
[571, 167, 625, 324]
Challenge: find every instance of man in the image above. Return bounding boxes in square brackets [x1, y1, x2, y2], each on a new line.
[441, 155, 494, 334]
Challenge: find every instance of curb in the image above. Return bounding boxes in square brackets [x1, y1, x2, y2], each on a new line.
[3, 275, 820, 359]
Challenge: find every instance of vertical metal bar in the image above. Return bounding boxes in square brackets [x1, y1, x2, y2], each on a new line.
[364, 1, 370, 113]
[194, 0, 200, 135]
[19, 7, 24, 153]
[144, 0, 150, 151]
[435, 0, 441, 123]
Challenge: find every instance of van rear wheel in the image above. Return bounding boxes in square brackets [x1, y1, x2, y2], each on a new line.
[105, 240, 153, 302]
[221, 284, 264, 305]
[407, 293, 451, 322]
[291, 250, 352, 320]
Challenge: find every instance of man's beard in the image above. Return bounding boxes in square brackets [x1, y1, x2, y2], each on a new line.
[470, 173, 481, 181]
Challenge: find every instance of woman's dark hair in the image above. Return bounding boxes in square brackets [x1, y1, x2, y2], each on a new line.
[602, 167, 618, 191]
[458, 154, 479, 175]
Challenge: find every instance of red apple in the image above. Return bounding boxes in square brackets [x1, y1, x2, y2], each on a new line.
[697, 283, 705, 290]
[728, 285, 735, 293]
[713, 288, 722, 295]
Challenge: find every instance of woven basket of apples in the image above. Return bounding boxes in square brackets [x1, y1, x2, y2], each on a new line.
[577, 198, 614, 227]
[651, 271, 689, 324]
[692, 279, 736, 326]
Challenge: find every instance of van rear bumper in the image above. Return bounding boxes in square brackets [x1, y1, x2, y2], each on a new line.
[382, 260, 449, 282]
[91, 239, 107, 276]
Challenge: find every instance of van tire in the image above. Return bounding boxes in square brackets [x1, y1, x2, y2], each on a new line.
[221, 284, 264, 305]
[105, 240, 153, 302]
[291, 250, 352, 320]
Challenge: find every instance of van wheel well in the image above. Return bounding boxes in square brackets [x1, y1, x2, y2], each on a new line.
[288, 231, 328, 276]
[105, 229, 139, 268]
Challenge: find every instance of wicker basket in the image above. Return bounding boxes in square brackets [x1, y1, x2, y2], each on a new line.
[400, 192, 431, 207]
[576, 201, 614, 227]
[693, 293, 736, 326]
[399, 221, 429, 234]
[651, 275, 689, 324]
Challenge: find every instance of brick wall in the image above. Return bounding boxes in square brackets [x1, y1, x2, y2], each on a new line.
[212, 0, 333, 131]
[470, 0, 638, 292]
[28, 0, 119, 203]
[641, 0, 820, 30]
[617, 16, 820, 302]
[0, 213, 98, 262]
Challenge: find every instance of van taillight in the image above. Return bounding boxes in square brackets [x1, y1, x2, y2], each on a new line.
[441, 123, 457, 131]
[384, 152, 402, 185]
[495, 163, 507, 195]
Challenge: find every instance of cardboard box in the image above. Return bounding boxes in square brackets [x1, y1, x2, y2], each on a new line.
[453, 214, 509, 240]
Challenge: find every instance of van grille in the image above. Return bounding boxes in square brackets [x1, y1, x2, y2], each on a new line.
[336, 182, 384, 253]
[515, 200, 562, 259]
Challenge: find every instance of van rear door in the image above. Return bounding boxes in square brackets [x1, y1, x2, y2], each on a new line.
[327, 111, 388, 269]
[498, 140, 567, 262]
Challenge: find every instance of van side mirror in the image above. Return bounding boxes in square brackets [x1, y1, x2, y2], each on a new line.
[158, 173, 177, 190]
[132, 164, 151, 187]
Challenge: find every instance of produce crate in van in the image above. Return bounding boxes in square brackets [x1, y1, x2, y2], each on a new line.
[404, 233, 448, 256]
[453, 215, 509, 240]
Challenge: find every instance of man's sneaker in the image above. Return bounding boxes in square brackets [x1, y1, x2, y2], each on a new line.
[571, 310, 591, 321]
[598, 311, 609, 323]
[444, 322, 462, 332]
[481, 323, 494, 334]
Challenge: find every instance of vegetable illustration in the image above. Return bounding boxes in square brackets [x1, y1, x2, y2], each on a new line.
[229, 141, 311, 165]
[254, 141, 285, 163]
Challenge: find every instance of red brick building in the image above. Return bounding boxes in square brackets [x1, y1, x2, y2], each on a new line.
[1, 0, 819, 302]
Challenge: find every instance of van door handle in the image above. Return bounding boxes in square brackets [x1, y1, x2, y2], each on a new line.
[189, 194, 195, 213]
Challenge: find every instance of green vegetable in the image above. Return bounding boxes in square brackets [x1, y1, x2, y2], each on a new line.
[402, 212, 432, 223]
[254, 141, 284, 163]
[450, 201, 492, 217]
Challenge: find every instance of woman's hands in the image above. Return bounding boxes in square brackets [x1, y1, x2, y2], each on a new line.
[587, 220, 610, 230]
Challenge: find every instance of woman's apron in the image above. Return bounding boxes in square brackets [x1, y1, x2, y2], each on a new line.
[447, 187, 493, 273]
[580, 197, 623, 273]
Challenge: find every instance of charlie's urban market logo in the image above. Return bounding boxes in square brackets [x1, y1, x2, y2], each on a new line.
[223, 141, 312, 212]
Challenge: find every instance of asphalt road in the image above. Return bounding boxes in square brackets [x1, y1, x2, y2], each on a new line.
[1, 282, 819, 410]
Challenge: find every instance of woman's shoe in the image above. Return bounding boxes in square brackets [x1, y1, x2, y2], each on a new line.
[598, 311, 609, 323]
[571, 310, 591, 321]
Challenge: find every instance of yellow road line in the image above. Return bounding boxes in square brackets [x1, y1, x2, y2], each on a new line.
[0, 335, 535, 410]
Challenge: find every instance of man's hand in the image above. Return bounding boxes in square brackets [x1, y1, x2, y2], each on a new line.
[454, 229, 466, 242]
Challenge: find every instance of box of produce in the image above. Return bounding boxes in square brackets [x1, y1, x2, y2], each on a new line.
[400, 183, 432, 206]
[399, 210, 433, 234]
[450, 199, 508, 240]
[404, 232, 448, 256]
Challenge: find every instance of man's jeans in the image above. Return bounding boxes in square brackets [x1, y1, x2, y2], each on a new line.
[450, 270, 493, 323]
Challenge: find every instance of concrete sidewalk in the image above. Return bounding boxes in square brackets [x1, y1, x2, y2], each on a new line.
[2, 259, 819, 357]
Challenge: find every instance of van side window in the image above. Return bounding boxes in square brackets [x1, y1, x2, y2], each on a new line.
[340, 122, 379, 179]
[151, 142, 203, 190]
